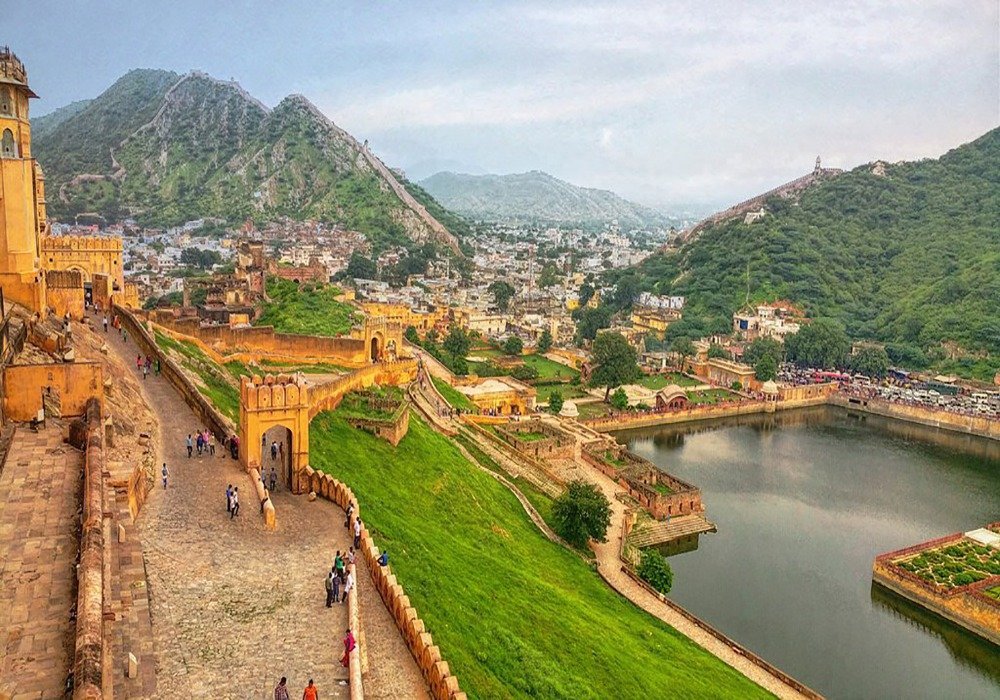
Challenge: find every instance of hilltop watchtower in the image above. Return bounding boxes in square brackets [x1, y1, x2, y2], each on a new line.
[0, 47, 47, 313]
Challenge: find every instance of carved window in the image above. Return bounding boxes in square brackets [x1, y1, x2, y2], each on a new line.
[0, 87, 11, 116]
[1, 129, 16, 158]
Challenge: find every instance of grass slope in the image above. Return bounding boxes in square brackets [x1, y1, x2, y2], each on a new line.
[310, 413, 769, 699]
[256, 278, 358, 337]
[432, 377, 475, 411]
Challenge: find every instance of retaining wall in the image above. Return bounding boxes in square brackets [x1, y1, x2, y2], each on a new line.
[829, 394, 1000, 441]
[300, 465, 465, 699]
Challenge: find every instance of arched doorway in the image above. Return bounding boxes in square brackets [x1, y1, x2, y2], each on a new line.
[370, 336, 381, 363]
[261, 424, 294, 491]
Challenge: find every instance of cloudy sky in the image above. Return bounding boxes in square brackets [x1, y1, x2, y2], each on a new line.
[7, 0, 999, 210]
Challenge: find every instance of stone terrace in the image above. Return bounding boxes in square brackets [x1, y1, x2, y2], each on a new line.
[0, 422, 82, 698]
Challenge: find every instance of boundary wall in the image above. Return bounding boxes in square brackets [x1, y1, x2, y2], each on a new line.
[2, 361, 104, 420]
[830, 394, 1000, 440]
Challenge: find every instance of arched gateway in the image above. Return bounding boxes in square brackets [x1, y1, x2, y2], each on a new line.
[239, 374, 312, 494]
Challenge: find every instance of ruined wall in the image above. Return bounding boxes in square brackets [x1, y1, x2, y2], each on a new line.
[308, 361, 418, 419]
[2, 361, 103, 420]
[495, 421, 575, 460]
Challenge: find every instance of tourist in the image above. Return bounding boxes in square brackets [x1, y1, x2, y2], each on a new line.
[271, 440, 278, 461]
[347, 546, 356, 566]
[196, 432, 204, 455]
[325, 567, 336, 607]
[161, 462, 168, 489]
[302, 679, 318, 700]
[269, 467, 277, 492]
[334, 550, 345, 577]
[142, 363, 148, 380]
[262, 434, 267, 448]
[353, 518, 362, 548]
[136, 354, 142, 371]
[377, 550, 389, 567]
[122, 330, 127, 344]
[226, 484, 232, 514]
[230, 434, 239, 460]
[344, 501, 354, 528]
[342, 567, 355, 603]
[274, 677, 290, 700]
[102, 315, 108, 332]
[208, 432, 215, 456]
[230, 487, 240, 518]
[340, 628, 356, 667]
[332, 568, 342, 604]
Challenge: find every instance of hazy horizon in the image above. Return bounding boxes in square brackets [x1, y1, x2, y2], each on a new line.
[8, 0, 998, 211]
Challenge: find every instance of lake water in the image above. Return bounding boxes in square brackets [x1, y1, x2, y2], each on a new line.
[618, 406, 1000, 700]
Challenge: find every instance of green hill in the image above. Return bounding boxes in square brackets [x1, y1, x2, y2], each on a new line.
[32, 70, 464, 253]
[630, 128, 1000, 379]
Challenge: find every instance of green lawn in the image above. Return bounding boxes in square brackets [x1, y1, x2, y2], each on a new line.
[985, 586, 1000, 601]
[685, 388, 735, 405]
[255, 278, 359, 337]
[637, 372, 701, 390]
[577, 401, 612, 420]
[311, 413, 769, 699]
[155, 330, 243, 422]
[432, 377, 476, 411]
[522, 354, 579, 381]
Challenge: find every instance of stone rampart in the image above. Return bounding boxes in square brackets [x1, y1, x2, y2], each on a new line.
[300, 466, 464, 699]
[73, 398, 105, 699]
[308, 361, 418, 419]
[345, 400, 411, 447]
[494, 420, 575, 460]
[582, 444, 702, 520]
[463, 419, 568, 488]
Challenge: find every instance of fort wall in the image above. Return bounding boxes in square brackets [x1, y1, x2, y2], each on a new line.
[2, 361, 104, 420]
[829, 394, 1000, 441]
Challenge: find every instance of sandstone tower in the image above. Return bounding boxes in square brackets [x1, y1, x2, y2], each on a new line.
[0, 47, 47, 314]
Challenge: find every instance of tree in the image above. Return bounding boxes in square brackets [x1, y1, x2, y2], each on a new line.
[425, 328, 440, 347]
[707, 343, 730, 360]
[443, 325, 471, 360]
[511, 364, 539, 381]
[450, 355, 469, 376]
[610, 387, 629, 410]
[503, 336, 523, 356]
[404, 326, 420, 344]
[589, 332, 642, 399]
[637, 549, 673, 594]
[850, 346, 890, 378]
[180, 247, 221, 270]
[488, 280, 516, 311]
[785, 319, 851, 369]
[743, 337, 783, 367]
[538, 264, 560, 288]
[548, 389, 564, 414]
[552, 480, 611, 549]
[574, 305, 613, 343]
[754, 353, 778, 381]
[345, 253, 377, 280]
[578, 283, 595, 307]
[670, 337, 696, 367]
[537, 329, 553, 353]
[612, 274, 641, 310]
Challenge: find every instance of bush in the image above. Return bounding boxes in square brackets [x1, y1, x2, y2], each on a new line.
[611, 387, 629, 410]
[548, 389, 564, 414]
[638, 549, 674, 594]
[552, 480, 611, 549]
[511, 365, 539, 381]
[503, 336, 523, 356]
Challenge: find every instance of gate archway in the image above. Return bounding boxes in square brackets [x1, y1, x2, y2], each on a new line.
[239, 375, 311, 494]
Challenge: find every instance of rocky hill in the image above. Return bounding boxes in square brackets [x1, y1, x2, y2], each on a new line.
[628, 127, 1000, 379]
[419, 170, 674, 228]
[32, 70, 462, 252]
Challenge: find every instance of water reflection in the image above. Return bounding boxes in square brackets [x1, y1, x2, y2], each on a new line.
[870, 582, 1000, 685]
[651, 532, 701, 557]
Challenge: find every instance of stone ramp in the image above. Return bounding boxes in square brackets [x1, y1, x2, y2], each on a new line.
[628, 514, 717, 548]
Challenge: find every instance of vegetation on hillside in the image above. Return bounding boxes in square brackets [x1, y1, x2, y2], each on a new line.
[628, 128, 1000, 379]
[310, 412, 769, 699]
[255, 278, 358, 337]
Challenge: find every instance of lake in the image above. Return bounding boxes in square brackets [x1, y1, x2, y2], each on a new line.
[619, 406, 1000, 700]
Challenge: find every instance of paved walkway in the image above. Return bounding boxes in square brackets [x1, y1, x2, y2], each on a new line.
[106, 322, 427, 698]
[0, 423, 81, 698]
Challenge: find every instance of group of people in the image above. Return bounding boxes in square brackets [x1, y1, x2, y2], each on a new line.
[135, 353, 160, 379]
[273, 676, 333, 700]
[324, 548, 356, 608]
[186, 429, 217, 458]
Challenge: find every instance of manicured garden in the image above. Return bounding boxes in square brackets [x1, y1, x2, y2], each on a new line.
[255, 277, 358, 337]
[897, 539, 1000, 588]
[310, 413, 769, 699]
[637, 372, 701, 389]
[686, 388, 736, 405]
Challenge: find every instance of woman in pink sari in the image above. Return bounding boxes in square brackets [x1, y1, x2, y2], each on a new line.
[340, 628, 356, 667]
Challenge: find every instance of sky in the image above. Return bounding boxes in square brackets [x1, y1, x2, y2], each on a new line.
[5, 0, 998, 211]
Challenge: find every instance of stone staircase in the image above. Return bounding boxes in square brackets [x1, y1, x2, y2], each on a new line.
[629, 514, 716, 548]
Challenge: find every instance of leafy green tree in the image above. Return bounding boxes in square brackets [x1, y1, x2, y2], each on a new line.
[850, 346, 890, 378]
[345, 252, 377, 280]
[707, 343, 730, 360]
[552, 480, 612, 549]
[548, 389, 564, 414]
[425, 328, 439, 347]
[488, 280, 516, 311]
[574, 305, 613, 343]
[503, 336, 523, 356]
[537, 329, 553, 353]
[743, 337, 783, 367]
[511, 364, 539, 381]
[590, 332, 642, 399]
[578, 283, 596, 307]
[450, 355, 469, 376]
[670, 338, 696, 367]
[404, 326, 420, 344]
[180, 247, 221, 270]
[754, 353, 778, 381]
[538, 264, 560, 288]
[637, 549, 674, 594]
[785, 320, 851, 369]
[612, 274, 641, 310]
[610, 387, 629, 410]
[443, 325, 471, 360]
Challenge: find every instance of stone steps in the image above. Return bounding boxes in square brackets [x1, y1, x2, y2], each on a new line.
[629, 514, 716, 548]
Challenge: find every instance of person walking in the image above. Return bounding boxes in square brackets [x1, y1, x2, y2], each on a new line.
[325, 568, 336, 608]
[136, 354, 142, 371]
[340, 628, 356, 667]
[226, 484, 233, 514]
[230, 487, 239, 518]
[122, 330, 127, 344]
[186, 434, 193, 458]
[102, 315, 108, 333]
[303, 679, 318, 700]
[274, 677, 290, 700]
[269, 466, 277, 492]
[208, 432, 215, 456]
[196, 432, 204, 455]
[142, 363, 148, 380]
[154, 357, 161, 375]
[344, 501, 354, 529]
[334, 551, 345, 578]
[270, 440, 278, 461]
[161, 463, 168, 489]
[332, 568, 341, 606]
[353, 518, 362, 549]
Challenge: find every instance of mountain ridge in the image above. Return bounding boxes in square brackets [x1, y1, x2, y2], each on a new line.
[32, 69, 462, 252]
[419, 169, 675, 227]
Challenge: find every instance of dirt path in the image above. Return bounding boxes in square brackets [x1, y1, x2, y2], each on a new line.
[103, 316, 426, 699]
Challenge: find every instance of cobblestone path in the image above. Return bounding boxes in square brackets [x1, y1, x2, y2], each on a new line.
[0, 423, 81, 698]
[107, 325, 427, 699]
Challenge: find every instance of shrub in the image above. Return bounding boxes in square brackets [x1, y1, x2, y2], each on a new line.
[552, 480, 611, 549]
[638, 549, 674, 594]
[610, 387, 629, 410]
[548, 389, 564, 414]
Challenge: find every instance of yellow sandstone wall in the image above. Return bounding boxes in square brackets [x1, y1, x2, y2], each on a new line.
[2, 361, 104, 420]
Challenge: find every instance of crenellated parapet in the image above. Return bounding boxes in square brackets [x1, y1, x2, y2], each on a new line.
[41, 235, 123, 252]
[240, 373, 310, 412]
